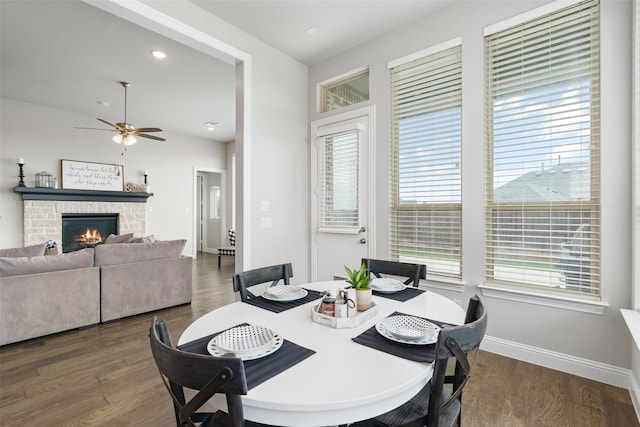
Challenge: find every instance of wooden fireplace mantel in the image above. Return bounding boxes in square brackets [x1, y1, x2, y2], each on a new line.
[14, 186, 153, 203]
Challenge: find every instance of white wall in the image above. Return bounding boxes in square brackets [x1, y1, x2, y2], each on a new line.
[0, 98, 226, 257]
[309, 0, 634, 380]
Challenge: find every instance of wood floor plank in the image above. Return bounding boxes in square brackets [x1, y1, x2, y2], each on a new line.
[1, 252, 638, 426]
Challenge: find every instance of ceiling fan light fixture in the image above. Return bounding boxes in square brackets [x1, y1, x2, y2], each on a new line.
[123, 134, 137, 146]
[78, 81, 165, 146]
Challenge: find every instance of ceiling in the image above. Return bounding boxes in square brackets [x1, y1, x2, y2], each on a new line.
[0, 0, 454, 144]
[191, 1, 456, 65]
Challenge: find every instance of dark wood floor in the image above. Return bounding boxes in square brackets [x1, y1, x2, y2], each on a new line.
[1, 252, 638, 426]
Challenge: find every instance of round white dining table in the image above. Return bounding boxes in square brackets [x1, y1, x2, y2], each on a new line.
[178, 280, 465, 427]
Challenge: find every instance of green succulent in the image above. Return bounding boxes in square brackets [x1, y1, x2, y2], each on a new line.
[344, 262, 372, 290]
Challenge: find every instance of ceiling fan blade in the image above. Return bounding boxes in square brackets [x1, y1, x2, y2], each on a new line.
[74, 126, 116, 131]
[97, 118, 121, 130]
[131, 127, 163, 133]
[135, 133, 166, 141]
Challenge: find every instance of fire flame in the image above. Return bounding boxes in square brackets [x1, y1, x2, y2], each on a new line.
[76, 228, 103, 245]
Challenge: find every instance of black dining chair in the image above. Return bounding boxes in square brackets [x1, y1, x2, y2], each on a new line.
[232, 263, 294, 302]
[149, 316, 249, 427]
[349, 295, 488, 427]
[362, 258, 426, 288]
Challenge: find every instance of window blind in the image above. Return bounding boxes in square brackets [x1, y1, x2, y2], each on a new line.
[485, 0, 600, 296]
[318, 129, 361, 231]
[389, 44, 462, 279]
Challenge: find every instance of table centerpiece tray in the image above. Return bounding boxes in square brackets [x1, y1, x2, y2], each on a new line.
[311, 302, 378, 329]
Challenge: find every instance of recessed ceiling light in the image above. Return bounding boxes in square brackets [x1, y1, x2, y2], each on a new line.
[151, 50, 167, 59]
[204, 120, 219, 131]
[305, 27, 319, 36]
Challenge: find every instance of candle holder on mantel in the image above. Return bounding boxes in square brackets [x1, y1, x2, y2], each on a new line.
[142, 171, 150, 193]
[17, 160, 26, 187]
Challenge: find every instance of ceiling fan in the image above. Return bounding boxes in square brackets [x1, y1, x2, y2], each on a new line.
[76, 81, 165, 145]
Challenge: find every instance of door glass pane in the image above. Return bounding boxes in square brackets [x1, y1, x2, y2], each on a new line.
[319, 130, 360, 230]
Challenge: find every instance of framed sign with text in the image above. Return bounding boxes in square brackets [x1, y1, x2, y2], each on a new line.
[61, 160, 124, 191]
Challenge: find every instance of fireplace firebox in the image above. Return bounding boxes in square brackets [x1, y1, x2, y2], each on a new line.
[61, 213, 118, 253]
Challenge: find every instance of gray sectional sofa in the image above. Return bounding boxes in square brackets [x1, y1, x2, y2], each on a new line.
[0, 239, 192, 346]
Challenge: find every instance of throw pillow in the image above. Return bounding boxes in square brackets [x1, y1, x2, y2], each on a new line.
[105, 233, 134, 244]
[132, 235, 156, 243]
[0, 243, 46, 258]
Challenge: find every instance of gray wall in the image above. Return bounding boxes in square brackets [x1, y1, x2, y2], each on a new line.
[309, 0, 634, 378]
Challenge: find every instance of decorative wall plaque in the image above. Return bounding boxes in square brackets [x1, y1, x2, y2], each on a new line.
[61, 160, 124, 191]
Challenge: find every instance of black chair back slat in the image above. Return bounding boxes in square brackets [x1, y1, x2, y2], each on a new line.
[351, 295, 487, 427]
[149, 317, 249, 427]
[232, 263, 294, 302]
[362, 258, 426, 287]
[427, 295, 487, 426]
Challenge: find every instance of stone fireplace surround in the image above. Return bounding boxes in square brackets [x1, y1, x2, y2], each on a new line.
[16, 188, 150, 252]
[23, 200, 146, 252]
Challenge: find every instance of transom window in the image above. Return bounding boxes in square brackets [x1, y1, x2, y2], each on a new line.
[320, 69, 369, 113]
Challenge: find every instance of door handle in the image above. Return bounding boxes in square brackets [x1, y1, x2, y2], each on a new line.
[360, 238, 367, 244]
[359, 227, 366, 233]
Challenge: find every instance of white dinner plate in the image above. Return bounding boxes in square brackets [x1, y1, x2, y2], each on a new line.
[263, 285, 308, 301]
[370, 278, 406, 293]
[375, 315, 440, 345]
[213, 324, 275, 355]
[208, 327, 284, 360]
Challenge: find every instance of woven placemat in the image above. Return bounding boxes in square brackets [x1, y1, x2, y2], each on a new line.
[243, 289, 323, 313]
[352, 312, 451, 363]
[178, 324, 316, 389]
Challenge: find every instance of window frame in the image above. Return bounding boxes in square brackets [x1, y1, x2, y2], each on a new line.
[388, 39, 463, 281]
[484, 0, 601, 299]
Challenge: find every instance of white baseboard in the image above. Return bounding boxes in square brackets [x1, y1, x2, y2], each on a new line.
[631, 373, 640, 422]
[481, 335, 631, 389]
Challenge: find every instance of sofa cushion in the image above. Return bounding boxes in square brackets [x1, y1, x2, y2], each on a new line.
[0, 248, 95, 277]
[0, 243, 46, 258]
[132, 234, 156, 243]
[105, 233, 134, 244]
[94, 239, 187, 267]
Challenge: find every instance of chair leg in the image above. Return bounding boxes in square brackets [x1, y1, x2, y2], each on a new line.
[218, 255, 221, 268]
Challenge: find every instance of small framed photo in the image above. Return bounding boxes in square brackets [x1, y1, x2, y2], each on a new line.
[61, 160, 124, 191]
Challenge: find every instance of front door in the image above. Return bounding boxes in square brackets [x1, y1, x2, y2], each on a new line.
[311, 106, 375, 281]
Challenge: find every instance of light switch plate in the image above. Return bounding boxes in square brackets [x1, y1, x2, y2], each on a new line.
[260, 217, 272, 228]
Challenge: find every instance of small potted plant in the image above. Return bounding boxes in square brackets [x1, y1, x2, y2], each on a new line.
[344, 262, 373, 311]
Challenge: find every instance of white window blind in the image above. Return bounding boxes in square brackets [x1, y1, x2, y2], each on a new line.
[485, 0, 600, 296]
[390, 44, 462, 279]
[318, 129, 361, 231]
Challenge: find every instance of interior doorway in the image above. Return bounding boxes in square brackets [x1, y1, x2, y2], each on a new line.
[194, 168, 227, 259]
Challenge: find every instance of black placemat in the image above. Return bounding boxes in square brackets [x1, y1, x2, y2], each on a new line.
[243, 289, 324, 313]
[178, 325, 316, 390]
[351, 312, 450, 363]
[372, 286, 425, 302]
